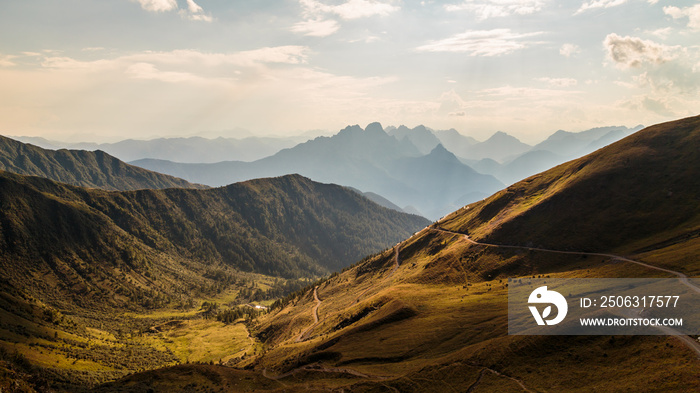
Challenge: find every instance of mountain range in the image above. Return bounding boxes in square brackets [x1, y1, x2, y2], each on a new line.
[462, 124, 644, 185]
[10, 135, 308, 163]
[1, 115, 698, 392]
[9, 122, 644, 220]
[0, 135, 205, 191]
[213, 114, 700, 392]
[132, 123, 505, 220]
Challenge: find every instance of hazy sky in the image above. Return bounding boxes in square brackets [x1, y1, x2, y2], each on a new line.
[1, 0, 698, 143]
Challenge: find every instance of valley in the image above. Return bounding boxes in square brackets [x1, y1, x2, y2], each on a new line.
[1, 116, 699, 392]
[88, 115, 700, 392]
[3, 1, 698, 391]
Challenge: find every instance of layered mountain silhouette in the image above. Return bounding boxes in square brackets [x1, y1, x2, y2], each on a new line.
[386, 124, 442, 154]
[0, 135, 205, 190]
[11, 135, 306, 163]
[460, 124, 643, 185]
[133, 123, 505, 219]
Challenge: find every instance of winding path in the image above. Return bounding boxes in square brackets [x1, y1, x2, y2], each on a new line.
[432, 227, 700, 294]
[432, 226, 700, 357]
[295, 286, 321, 343]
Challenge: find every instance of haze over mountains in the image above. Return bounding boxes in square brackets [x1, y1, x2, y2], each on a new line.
[224, 115, 700, 392]
[132, 123, 504, 220]
[130, 122, 641, 220]
[10, 135, 307, 164]
[0, 115, 697, 392]
[0, 135, 205, 191]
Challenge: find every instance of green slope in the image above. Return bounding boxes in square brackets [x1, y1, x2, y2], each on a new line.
[0, 172, 429, 303]
[0, 135, 205, 190]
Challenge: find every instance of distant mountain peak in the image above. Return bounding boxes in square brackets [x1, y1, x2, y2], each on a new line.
[338, 124, 363, 136]
[365, 122, 385, 134]
[487, 131, 520, 142]
[428, 143, 457, 160]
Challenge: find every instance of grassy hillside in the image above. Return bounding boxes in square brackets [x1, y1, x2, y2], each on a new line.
[0, 135, 205, 190]
[440, 115, 700, 254]
[0, 171, 429, 390]
[121, 115, 700, 392]
[0, 171, 429, 290]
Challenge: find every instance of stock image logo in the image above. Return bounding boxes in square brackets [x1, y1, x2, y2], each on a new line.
[528, 286, 568, 326]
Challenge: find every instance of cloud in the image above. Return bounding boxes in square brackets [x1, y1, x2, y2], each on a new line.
[560, 43, 580, 57]
[131, 0, 178, 12]
[300, 0, 399, 20]
[39, 47, 310, 74]
[604, 33, 679, 69]
[535, 77, 578, 87]
[180, 0, 212, 22]
[131, 0, 212, 22]
[125, 62, 208, 83]
[649, 27, 672, 39]
[291, 18, 341, 37]
[292, 0, 398, 37]
[416, 29, 544, 56]
[575, 0, 628, 15]
[0, 54, 17, 67]
[664, 5, 700, 31]
[446, 0, 548, 19]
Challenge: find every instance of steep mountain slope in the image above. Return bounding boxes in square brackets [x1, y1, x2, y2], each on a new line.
[152, 115, 700, 392]
[0, 171, 428, 390]
[440, 115, 700, 253]
[0, 172, 429, 288]
[0, 135, 204, 190]
[132, 123, 504, 219]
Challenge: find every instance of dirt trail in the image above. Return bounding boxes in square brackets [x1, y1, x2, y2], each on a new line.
[295, 286, 321, 343]
[433, 227, 700, 294]
[433, 227, 700, 357]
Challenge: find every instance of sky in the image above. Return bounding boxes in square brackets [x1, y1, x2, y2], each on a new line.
[0, 0, 699, 143]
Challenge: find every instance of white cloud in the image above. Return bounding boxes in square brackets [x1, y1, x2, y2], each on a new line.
[535, 77, 578, 87]
[40, 47, 310, 74]
[292, 0, 398, 37]
[560, 43, 580, 57]
[132, 0, 212, 22]
[0, 54, 17, 67]
[649, 27, 672, 39]
[446, 0, 548, 19]
[331, 0, 399, 19]
[180, 0, 212, 22]
[131, 0, 178, 12]
[604, 33, 679, 69]
[575, 0, 628, 15]
[664, 5, 700, 31]
[125, 62, 209, 83]
[291, 18, 341, 37]
[416, 29, 544, 56]
[300, 0, 399, 20]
